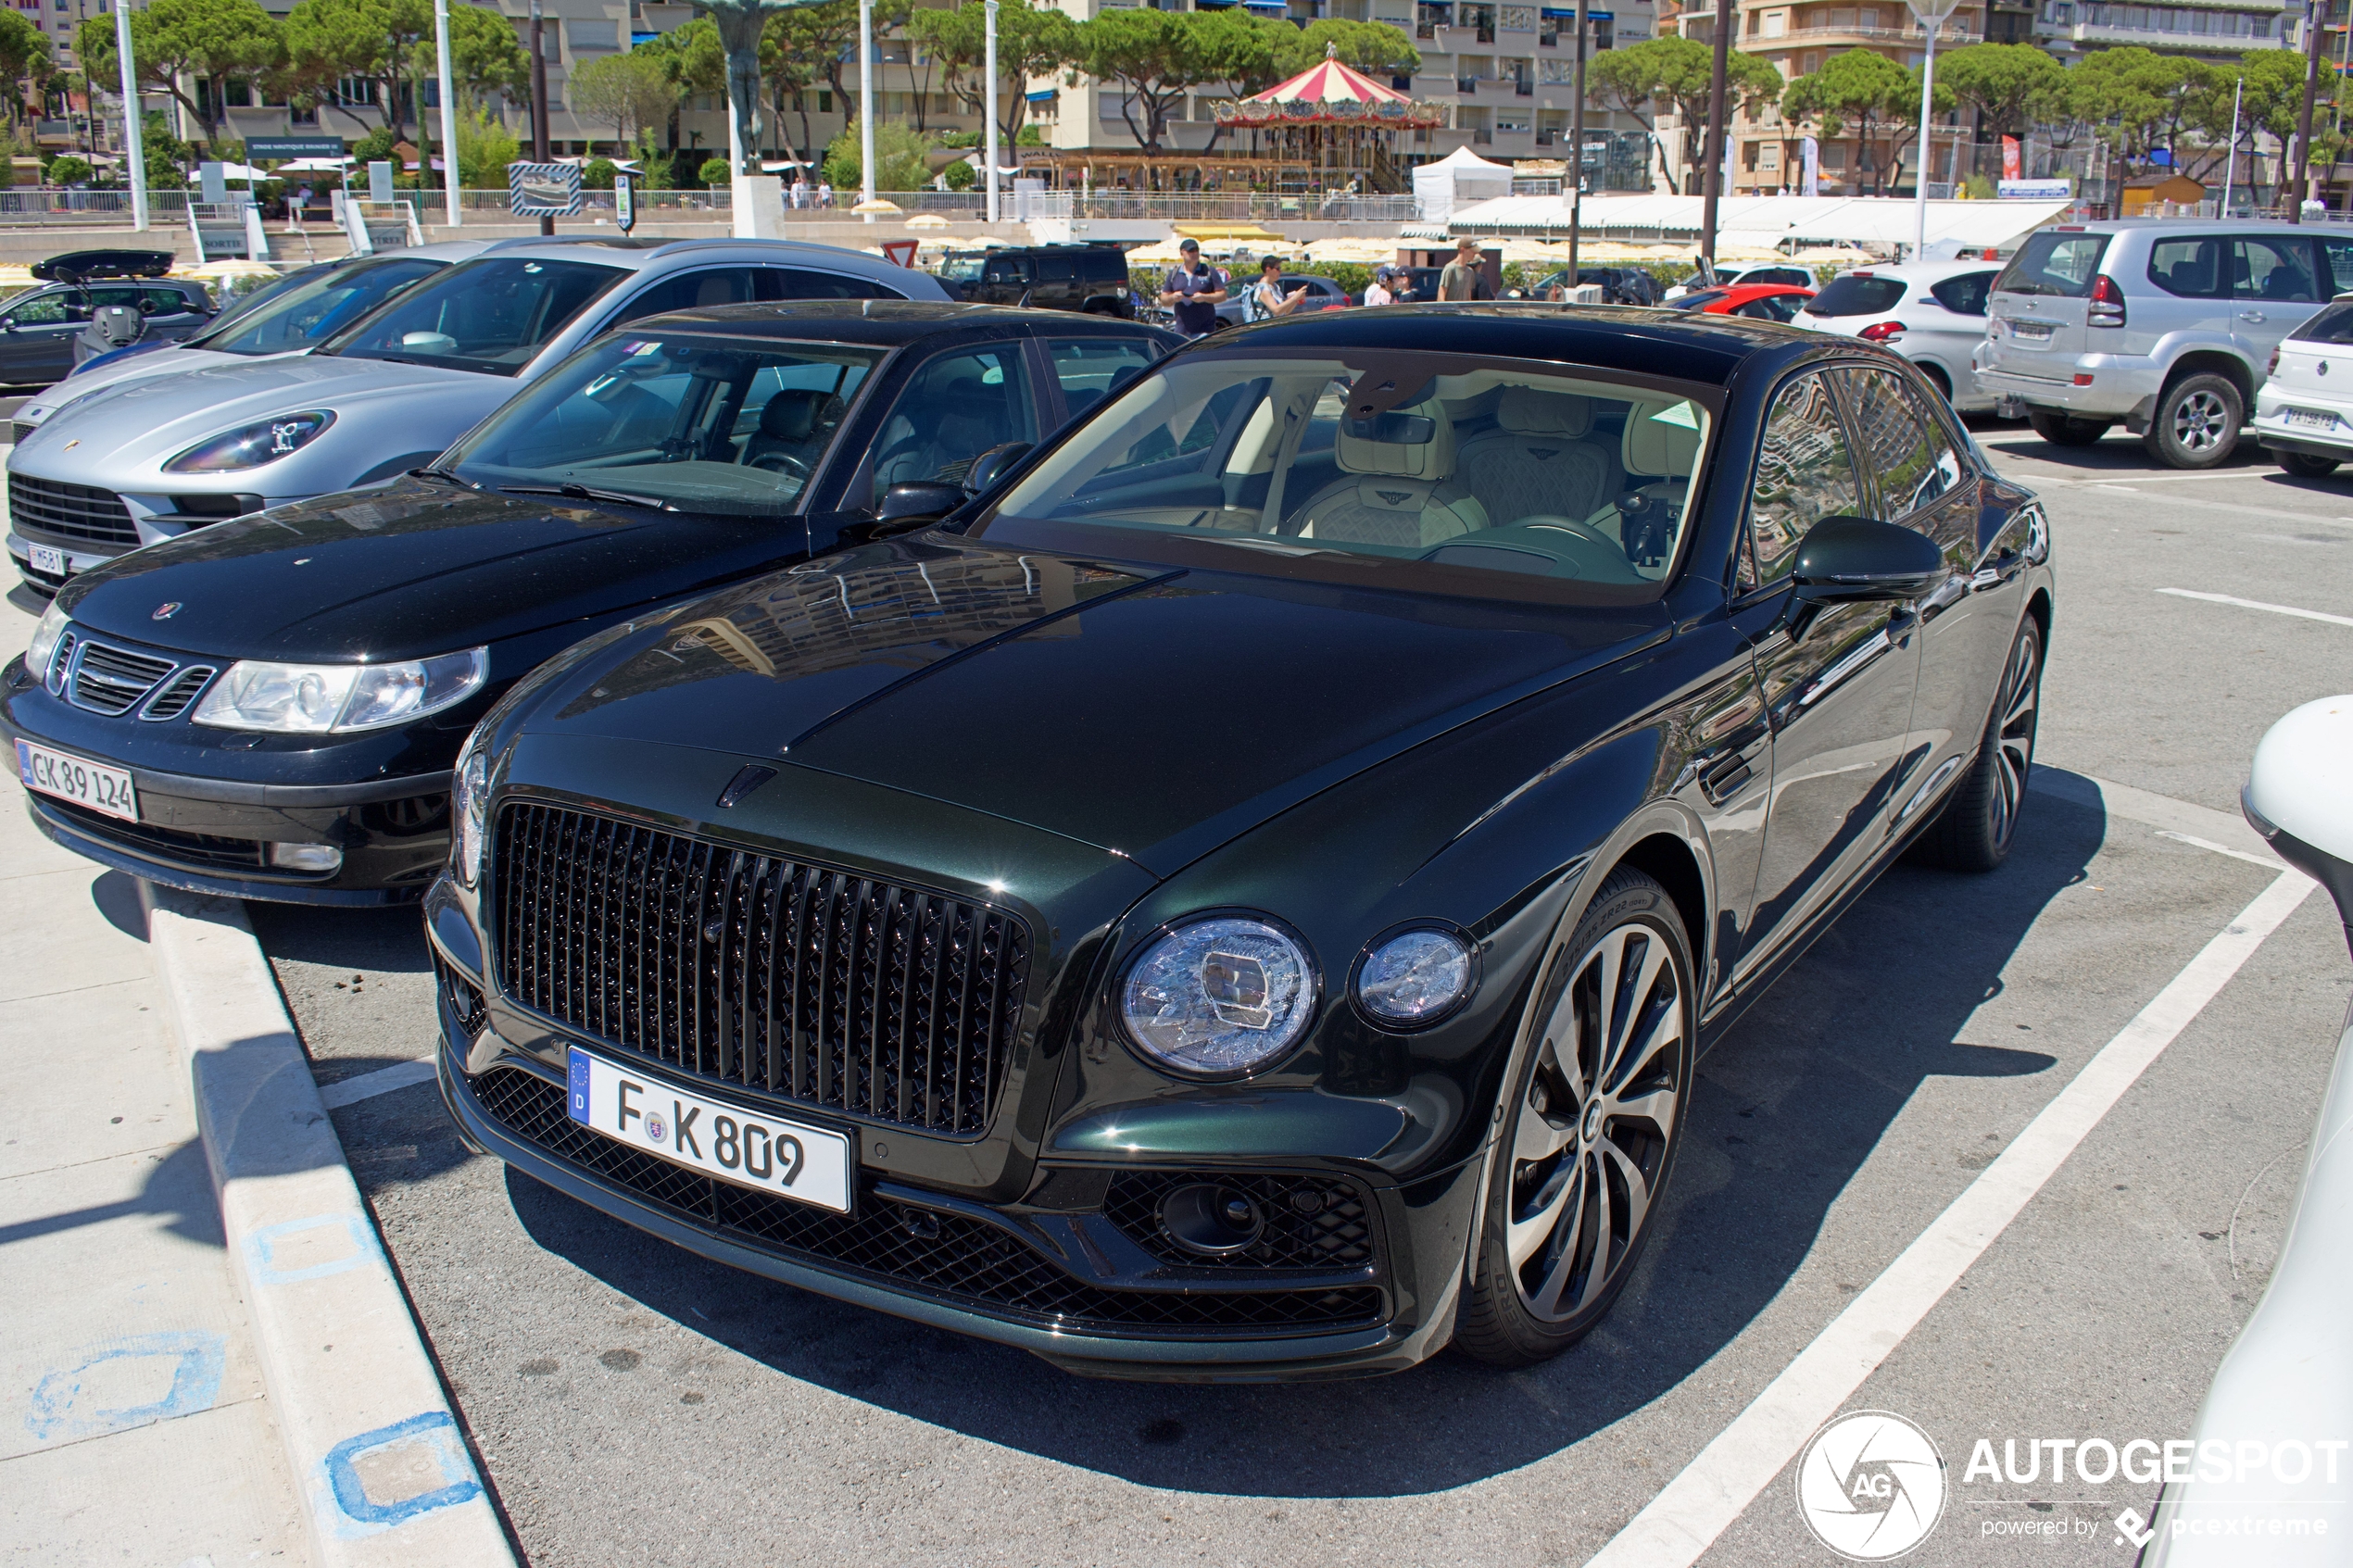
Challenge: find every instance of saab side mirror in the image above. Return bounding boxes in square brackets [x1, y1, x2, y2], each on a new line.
[875, 480, 965, 528]
[1785, 516, 1945, 637]
[962, 442, 1032, 497]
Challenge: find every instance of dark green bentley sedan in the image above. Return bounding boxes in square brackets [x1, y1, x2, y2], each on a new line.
[428, 305, 2053, 1379]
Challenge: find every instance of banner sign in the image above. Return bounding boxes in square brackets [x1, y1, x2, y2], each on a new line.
[1997, 178, 2072, 200]
[2001, 135, 2021, 181]
[1800, 135, 1819, 198]
[508, 161, 583, 218]
[247, 135, 347, 160]
[613, 171, 635, 232]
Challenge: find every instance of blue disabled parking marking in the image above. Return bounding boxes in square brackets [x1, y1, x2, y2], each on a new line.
[319, 1410, 485, 1533]
[245, 1211, 385, 1285]
[24, 1330, 226, 1442]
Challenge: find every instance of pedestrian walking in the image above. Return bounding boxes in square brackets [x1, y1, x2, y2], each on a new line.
[1364, 265, 1396, 306]
[1438, 236, 1493, 301]
[1158, 238, 1228, 337]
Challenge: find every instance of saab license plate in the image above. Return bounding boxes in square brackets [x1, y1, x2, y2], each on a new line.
[566, 1046, 852, 1212]
[28, 546, 64, 576]
[16, 738, 135, 822]
[2287, 408, 2338, 431]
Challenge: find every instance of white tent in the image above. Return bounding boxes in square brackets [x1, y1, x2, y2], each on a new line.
[1413, 146, 1515, 224]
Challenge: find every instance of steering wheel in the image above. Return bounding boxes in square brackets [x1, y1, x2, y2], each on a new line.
[749, 451, 811, 480]
[1512, 514, 1619, 551]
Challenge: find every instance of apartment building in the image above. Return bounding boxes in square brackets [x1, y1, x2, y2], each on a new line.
[2031, 0, 2295, 60]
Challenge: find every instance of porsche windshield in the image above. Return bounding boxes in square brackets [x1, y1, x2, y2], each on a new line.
[321, 256, 623, 375]
[984, 352, 1711, 591]
[183, 255, 447, 356]
[444, 332, 882, 515]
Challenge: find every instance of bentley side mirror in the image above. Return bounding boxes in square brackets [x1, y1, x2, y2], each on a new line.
[962, 442, 1032, 497]
[875, 480, 965, 528]
[1784, 516, 1946, 639]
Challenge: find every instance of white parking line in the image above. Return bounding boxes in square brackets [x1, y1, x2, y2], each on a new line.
[1584, 868, 2314, 1568]
[315, 1058, 435, 1110]
[2158, 587, 2353, 628]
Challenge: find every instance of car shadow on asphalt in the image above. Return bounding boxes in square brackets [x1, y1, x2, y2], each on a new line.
[495, 791, 2098, 1499]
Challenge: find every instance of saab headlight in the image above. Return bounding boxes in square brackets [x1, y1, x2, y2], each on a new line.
[1121, 915, 1318, 1079]
[453, 730, 489, 884]
[192, 647, 485, 733]
[165, 409, 335, 473]
[25, 597, 70, 684]
[1354, 927, 1476, 1027]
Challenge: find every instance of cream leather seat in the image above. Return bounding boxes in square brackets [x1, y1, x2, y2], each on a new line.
[1457, 387, 1620, 528]
[1290, 398, 1488, 547]
[1624, 400, 1702, 482]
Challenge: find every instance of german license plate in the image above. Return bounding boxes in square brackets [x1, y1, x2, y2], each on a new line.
[28, 546, 63, 576]
[2287, 408, 2338, 431]
[16, 738, 135, 822]
[2006, 319, 2054, 342]
[566, 1046, 852, 1212]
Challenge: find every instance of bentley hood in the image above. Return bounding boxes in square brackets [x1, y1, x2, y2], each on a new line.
[56, 477, 810, 663]
[512, 535, 1666, 875]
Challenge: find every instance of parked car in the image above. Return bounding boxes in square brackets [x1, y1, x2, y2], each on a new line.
[2145, 696, 2353, 1563]
[5, 238, 949, 597]
[1525, 266, 1665, 306]
[1673, 282, 1815, 322]
[1662, 262, 1815, 302]
[952, 244, 1135, 317]
[1976, 218, 2348, 467]
[1793, 259, 2002, 409]
[2248, 293, 2353, 477]
[2, 303, 1172, 904]
[424, 305, 2052, 1380]
[0, 253, 214, 387]
[1214, 272, 1352, 327]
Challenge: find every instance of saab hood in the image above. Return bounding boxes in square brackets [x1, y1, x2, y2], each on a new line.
[57, 477, 812, 662]
[514, 536, 1665, 874]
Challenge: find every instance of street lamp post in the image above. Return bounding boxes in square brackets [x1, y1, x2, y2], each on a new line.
[1567, 0, 1589, 280]
[1699, 0, 1729, 270]
[531, 0, 552, 235]
[985, 0, 1000, 224]
[434, 0, 460, 229]
[114, 1, 145, 232]
[1906, 0, 1960, 258]
[859, 0, 875, 216]
[2295, 0, 2325, 220]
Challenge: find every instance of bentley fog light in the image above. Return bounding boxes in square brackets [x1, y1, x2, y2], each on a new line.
[1355, 928, 1475, 1027]
[25, 596, 69, 684]
[165, 409, 335, 473]
[1121, 916, 1316, 1078]
[453, 734, 489, 885]
[192, 648, 485, 733]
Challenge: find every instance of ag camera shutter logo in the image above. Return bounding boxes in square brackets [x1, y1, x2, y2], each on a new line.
[1795, 1410, 1947, 1560]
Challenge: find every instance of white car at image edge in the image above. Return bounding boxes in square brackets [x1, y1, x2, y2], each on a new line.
[1792, 258, 2003, 411]
[2251, 293, 2353, 478]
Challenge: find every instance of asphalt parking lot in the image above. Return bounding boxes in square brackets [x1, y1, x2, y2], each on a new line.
[238, 423, 2353, 1568]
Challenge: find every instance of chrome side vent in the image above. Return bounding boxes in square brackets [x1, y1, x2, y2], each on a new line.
[140, 665, 216, 721]
[44, 631, 75, 696]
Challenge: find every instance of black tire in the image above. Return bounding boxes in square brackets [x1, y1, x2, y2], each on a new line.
[1911, 616, 2044, 872]
[2143, 372, 2243, 469]
[1455, 866, 1693, 1368]
[2279, 450, 2341, 478]
[2027, 409, 2109, 447]
[1918, 361, 1954, 401]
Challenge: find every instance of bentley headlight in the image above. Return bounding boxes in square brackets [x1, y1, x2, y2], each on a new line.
[1355, 928, 1475, 1027]
[165, 409, 335, 473]
[25, 596, 69, 684]
[453, 732, 489, 884]
[192, 647, 485, 733]
[1121, 915, 1317, 1078]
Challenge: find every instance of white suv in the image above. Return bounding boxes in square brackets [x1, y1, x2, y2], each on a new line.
[1975, 219, 2347, 467]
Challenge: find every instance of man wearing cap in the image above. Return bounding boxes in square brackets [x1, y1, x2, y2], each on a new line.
[1438, 235, 1494, 302]
[1159, 238, 1229, 337]
[1364, 265, 1397, 307]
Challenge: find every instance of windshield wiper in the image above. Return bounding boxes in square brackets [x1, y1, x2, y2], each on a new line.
[501, 482, 674, 511]
[409, 465, 479, 489]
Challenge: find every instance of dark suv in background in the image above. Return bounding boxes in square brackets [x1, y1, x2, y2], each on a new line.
[954, 245, 1136, 317]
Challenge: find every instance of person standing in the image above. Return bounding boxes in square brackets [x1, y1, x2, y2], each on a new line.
[1159, 237, 1228, 337]
[1438, 236, 1494, 301]
[1364, 265, 1396, 306]
[791, 174, 808, 208]
[1249, 255, 1308, 321]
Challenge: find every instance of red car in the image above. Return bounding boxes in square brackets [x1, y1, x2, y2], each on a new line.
[1671, 282, 1817, 322]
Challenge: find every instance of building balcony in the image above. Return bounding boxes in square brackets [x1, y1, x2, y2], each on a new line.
[2041, 18, 2287, 49]
[1755, 18, 1981, 44]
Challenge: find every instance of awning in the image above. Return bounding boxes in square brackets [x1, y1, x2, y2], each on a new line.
[1441, 192, 2077, 248]
[1026, 87, 1058, 102]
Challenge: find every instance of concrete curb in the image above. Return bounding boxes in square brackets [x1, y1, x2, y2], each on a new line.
[142, 884, 519, 1568]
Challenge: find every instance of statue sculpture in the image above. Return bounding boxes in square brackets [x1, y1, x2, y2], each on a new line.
[689, 0, 829, 178]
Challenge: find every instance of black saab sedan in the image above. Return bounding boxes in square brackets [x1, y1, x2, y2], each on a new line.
[3, 303, 1171, 903]
[426, 306, 2052, 1379]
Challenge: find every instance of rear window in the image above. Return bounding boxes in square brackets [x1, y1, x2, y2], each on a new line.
[2289, 299, 2353, 345]
[1806, 273, 1908, 317]
[1928, 270, 1995, 316]
[1995, 231, 2111, 298]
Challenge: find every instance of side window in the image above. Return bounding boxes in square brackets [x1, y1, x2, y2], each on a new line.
[1928, 270, 1994, 316]
[1743, 371, 1859, 590]
[2147, 237, 2224, 299]
[1032, 256, 1077, 284]
[6, 291, 67, 325]
[869, 345, 1037, 506]
[1834, 367, 1957, 523]
[2233, 236, 2322, 303]
[86, 285, 145, 314]
[605, 268, 759, 328]
[2323, 237, 2353, 295]
[980, 256, 1030, 286]
[1045, 336, 1158, 419]
[767, 269, 899, 301]
[144, 286, 200, 316]
[1083, 253, 1127, 283]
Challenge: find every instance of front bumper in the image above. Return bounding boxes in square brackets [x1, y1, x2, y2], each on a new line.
[5, 529, 120, 596]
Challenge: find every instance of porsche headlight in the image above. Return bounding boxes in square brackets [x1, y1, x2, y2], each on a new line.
[191, 647, 485, 733]
[164, 409, 335, 473]
[1121, 916, 1318, 1079]
[1354, 928, 1476, 1027]
[452, 731, 489, 884]
[25, 596, 69, 684]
